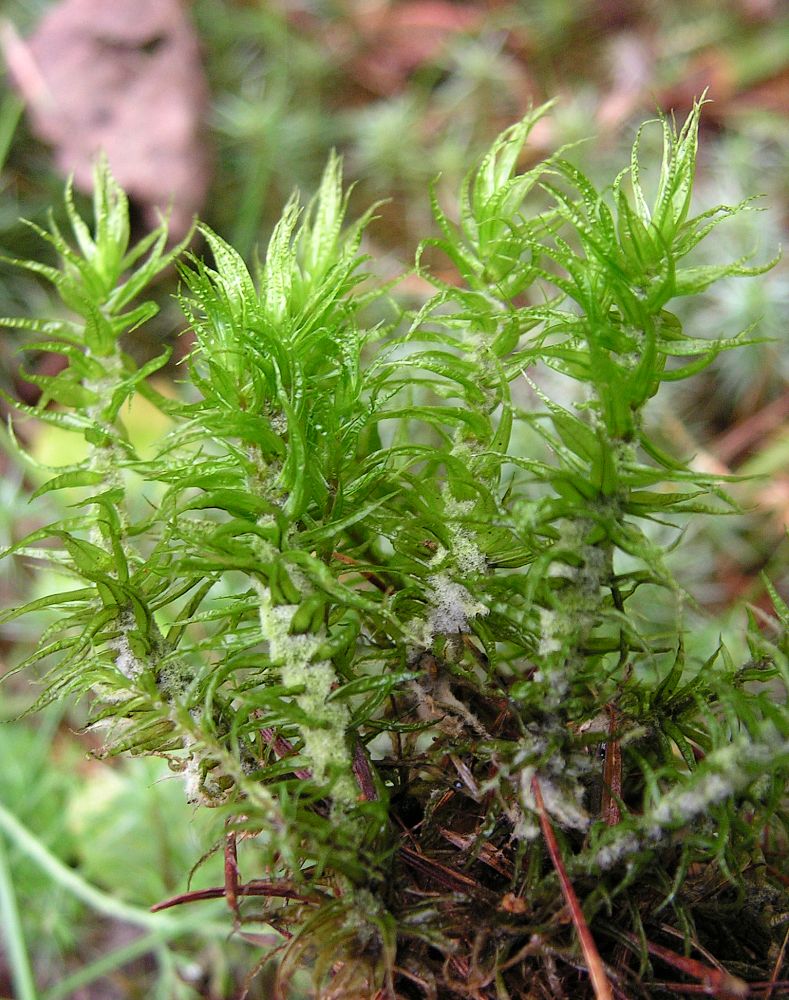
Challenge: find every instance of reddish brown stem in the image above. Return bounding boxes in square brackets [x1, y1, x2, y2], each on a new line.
[332, 550, 391, 593]
[260, 727, 312, 780]
[646, 982, 751, 997]
[352, 736, 379, 801]
[601, 706, 622, 826]
[624, 932, 747, 998]
[151, 880, 321, 912]
[531, 775, 614, 1000]
[224, 829, 240, 919]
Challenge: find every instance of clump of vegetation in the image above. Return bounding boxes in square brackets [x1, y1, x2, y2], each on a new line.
[2, 99, 787, 999]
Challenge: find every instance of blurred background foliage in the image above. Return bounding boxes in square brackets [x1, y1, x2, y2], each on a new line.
[0, 1, 787, 997]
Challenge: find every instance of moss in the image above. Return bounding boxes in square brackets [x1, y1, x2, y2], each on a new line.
[4, 104, 787, 998]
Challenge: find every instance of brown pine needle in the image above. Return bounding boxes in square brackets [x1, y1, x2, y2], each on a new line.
[531, 775, 614, 1000]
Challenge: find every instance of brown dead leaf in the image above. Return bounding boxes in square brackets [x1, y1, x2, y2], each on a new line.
[331, 1, 485, 96]
[4, 0, 211, 240]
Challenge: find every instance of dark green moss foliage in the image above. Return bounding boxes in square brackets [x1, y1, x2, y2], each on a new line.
[3, 101, 788, 998]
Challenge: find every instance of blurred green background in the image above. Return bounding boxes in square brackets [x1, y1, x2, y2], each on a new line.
[0, 1, 787, 996]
